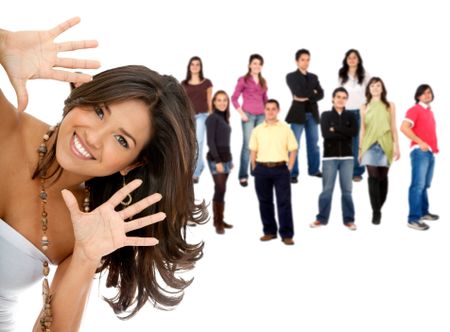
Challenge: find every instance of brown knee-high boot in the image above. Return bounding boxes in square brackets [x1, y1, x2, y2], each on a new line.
[213, 201, 225, 234]
[219, 202, 233, 229]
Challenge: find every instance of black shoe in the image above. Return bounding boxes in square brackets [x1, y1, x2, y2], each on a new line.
[313, 171, 322, 178]
[372, 211, 381, 225]
[421, 213, 439, 221]
[290, 176, 298, 184]
[239, 179, 248, 187]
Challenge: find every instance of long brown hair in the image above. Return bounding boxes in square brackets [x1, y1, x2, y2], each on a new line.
[182, 56, 204, 84]
[244, 54, 267, 90]
[338, 49, 367, 85]
[34, 65, 207, 318]
[365, 77, 390, 109]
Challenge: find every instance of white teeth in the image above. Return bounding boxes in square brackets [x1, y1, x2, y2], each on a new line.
[73, 134, 93, 159]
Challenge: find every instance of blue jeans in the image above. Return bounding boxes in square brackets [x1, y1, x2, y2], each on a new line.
[239, 112, 265, 180]
[254, 164, 294, 239]
[347, 109, 365, 177]
[290, 113, 321, 177]
[194, 113, 208, 178]
[316, 159, 355, 224]
[408, 149, 435, 222]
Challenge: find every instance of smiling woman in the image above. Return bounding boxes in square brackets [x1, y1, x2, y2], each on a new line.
[0, 18, 206, 331]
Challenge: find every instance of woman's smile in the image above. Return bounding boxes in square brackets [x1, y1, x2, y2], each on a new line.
[71, 133, 95, 160]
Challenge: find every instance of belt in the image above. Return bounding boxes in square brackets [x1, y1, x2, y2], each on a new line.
[257, 162, 286, 168]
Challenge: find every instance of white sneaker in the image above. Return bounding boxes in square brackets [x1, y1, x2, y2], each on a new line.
[310, 220, 323, 228]
[345, 223, 357, 231]
[408, 221, 429, 231]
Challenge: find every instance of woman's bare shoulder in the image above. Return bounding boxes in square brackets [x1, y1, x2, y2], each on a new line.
[0, 89, 19, 136]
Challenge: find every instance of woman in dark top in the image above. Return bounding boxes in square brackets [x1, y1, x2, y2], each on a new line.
[182, 56, 213, 184]
[206, 91, 233, 234]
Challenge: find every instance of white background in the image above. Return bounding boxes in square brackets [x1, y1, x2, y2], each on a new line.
[1, 0, 449, 331]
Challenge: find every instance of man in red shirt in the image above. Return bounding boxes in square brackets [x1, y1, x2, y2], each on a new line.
[400, 84, 439, 230]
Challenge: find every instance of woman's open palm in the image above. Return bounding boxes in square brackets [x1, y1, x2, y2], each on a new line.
[62, 179, 166, 264]
[0, 17, 100, 111]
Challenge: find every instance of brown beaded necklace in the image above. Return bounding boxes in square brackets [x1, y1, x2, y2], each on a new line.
[37, 126, 90, 331]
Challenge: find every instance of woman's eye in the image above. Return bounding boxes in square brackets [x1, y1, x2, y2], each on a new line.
[115, 135, 129, 148]
[94, 106, 104, 120]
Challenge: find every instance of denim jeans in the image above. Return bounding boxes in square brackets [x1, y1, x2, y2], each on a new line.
[347, 109, 365, 177]
[207, 160, 233, 175]
[254, 164, 294, 239]
[316, 159, 354, 224]
[194, 112, 208, 178]
[408, 149, 435, 222]
[239, 112, 265, 180]
[290, 113, 321, 177]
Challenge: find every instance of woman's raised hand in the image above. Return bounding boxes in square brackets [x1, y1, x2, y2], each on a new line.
[0, 17, 100, 112]
[61, 179, 166, 264]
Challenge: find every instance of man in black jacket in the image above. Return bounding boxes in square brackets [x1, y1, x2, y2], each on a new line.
[310, 87, 358, 230]
[285, 49, 324, 183]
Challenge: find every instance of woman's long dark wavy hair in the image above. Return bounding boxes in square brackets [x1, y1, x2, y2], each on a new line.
[365, 77, 390, 109]
[183, 56, 204, 84]
[338, 49, 366, 85]
[244, 54, 267, 90]
[33, 65, 207, 318]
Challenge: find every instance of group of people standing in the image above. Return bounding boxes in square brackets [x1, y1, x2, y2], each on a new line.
[0, 17, 440, 330]
[181, 49, 439, 242]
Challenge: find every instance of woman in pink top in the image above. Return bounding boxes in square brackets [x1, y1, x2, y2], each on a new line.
[231, 54, 268, 186]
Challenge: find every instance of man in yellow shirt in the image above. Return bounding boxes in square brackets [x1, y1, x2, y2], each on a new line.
[249, 99, 298, 245]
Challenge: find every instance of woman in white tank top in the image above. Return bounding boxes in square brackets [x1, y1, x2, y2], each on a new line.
[0, 18, 206, 331]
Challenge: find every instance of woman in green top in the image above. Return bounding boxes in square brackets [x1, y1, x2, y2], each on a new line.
[359, 77, 400, 225]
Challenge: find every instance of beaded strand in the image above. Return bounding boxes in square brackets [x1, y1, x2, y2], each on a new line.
[37, 125, 90, 331]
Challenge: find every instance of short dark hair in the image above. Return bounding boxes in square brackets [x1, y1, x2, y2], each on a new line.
[265, 99, 280, 109]
[414, 84, 434, 103]
[332, 87, 348, 98]
[295, 49, 310, 61]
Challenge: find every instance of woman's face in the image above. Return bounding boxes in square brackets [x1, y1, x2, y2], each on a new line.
[189, 60, 201, 75]
[214, 94, 228, 112]
[249, 59, 262, 75]
[369, 81, 383, 98]
[57, 99, 152, 177]
[346, 52, 359, 68]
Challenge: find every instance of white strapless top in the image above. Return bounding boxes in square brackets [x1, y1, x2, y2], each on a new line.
[0, 219, 50, 331]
